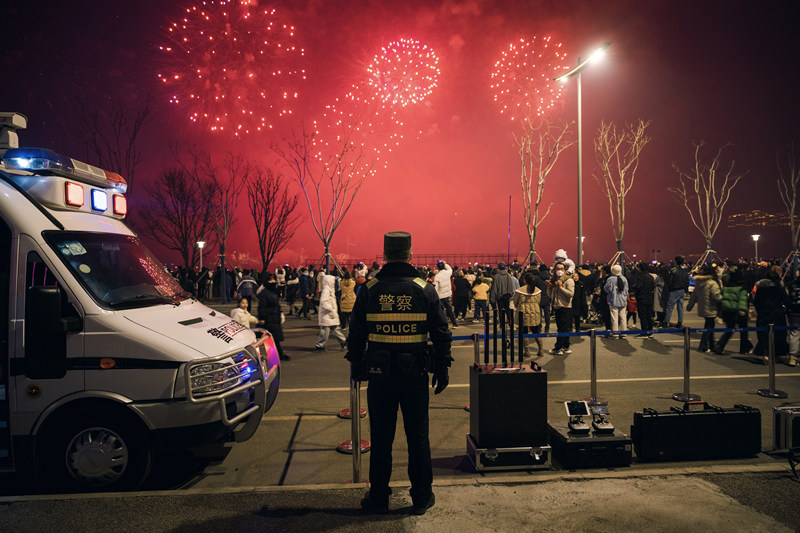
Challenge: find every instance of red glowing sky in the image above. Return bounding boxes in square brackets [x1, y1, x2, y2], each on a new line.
[2, 0, 797, 268]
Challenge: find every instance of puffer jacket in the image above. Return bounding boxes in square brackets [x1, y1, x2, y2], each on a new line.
[339, 278, 357, 312]
[512, 287, 542, 327]
[720, 285, 748, 314]
[549, 273, 575, 309]
[687, 275, 722, 318]
[318, 275, 341, 326]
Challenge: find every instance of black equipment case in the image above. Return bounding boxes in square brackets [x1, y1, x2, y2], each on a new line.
[548, 422, 632, 469]
[631, 402, 761, 461]
[466, 364, 550, 471]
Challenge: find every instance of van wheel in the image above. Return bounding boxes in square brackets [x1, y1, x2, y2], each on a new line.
[41, 409, 152, 491]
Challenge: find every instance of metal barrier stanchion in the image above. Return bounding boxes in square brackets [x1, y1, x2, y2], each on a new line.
[758, 324, 788, 398]
[581, 329, 606, 406]
[337, 379, 370, 465]
[672, 326, 701, 402]
[483, 310, 489, 365]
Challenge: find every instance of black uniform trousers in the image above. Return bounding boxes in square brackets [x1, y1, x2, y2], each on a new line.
[366, 370, 432, 504]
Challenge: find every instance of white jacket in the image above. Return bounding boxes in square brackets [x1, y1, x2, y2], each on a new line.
[318, 275, 341, 326]
[230, 307, 258, 328]
[433, 263, 453, 299]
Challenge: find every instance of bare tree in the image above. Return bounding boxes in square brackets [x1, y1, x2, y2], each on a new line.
[247, 168, 302, 274]
[778, 142, 800, 254]
[173, 145, 252, 302]
[272, 124, 375, 273]
[594, 119, 652, 263]
[74, 95, 152, 197]
[138, 168, 217, 269]
[515, 115, 574, 264]
[670, 142, 747, 265]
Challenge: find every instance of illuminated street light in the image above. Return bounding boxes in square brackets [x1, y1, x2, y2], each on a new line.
[554, 42, 611, 266]
[751, 234, 759, 262]
[197, 240, 206, 271]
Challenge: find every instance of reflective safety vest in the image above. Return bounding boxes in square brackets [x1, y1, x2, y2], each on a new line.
[364, 276, 430, 351]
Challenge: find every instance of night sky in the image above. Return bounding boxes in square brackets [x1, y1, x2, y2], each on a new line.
[2, 0, 797, 268]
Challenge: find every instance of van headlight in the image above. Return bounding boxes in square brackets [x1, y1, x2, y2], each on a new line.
[189, 362, 242, 395]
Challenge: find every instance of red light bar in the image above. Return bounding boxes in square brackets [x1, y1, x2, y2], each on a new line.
[65, 182, 84, 207]
[112, 194, 127, 216]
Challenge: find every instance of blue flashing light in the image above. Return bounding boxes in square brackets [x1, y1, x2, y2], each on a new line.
[2, 148, 74, 175]
[91, 189, 108, 211]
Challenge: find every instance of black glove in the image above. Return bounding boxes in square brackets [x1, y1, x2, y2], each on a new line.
[350, 361, 366, 382]
[431, 365, 449, 395]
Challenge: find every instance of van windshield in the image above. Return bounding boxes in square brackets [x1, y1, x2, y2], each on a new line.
[44, 232, 188, 309]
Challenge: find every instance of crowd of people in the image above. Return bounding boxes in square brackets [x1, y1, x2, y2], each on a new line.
[169, 251, 800, 367]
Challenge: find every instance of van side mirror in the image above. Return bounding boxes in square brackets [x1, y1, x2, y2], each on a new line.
[25, 286, 68, 379]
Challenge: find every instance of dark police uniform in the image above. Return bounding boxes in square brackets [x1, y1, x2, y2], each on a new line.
[346, 233, 452, 511]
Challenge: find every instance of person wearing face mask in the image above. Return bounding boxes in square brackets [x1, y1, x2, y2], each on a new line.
[547, 262, 575, 355]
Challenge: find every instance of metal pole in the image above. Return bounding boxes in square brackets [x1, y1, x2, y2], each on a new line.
[576, 59, 583, 266]
[492, 307, 499, 366]
[581, 329, 606, 405]
[472, 333, 480, 365]
[483, 310, 489, 365]
[509, 309, 515, 366]
[758, 324, 788, 398]
[673, 326, 701, 402]
[507, 195, 511, 265]
[518, 311, 524, 368]
[351, 379, 361, 481]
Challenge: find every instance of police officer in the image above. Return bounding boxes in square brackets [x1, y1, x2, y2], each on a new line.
[346, 231, 452, 515]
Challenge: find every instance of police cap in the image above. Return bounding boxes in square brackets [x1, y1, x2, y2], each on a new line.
[384, 231, 412, 255]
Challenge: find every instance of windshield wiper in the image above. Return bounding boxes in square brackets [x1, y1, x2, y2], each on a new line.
[108, 294, 177, 309]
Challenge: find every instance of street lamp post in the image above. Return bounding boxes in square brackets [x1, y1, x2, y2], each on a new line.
[555, 42, 611, 266]
[197, 240, 206, 271]
[751, 234, 759, 262]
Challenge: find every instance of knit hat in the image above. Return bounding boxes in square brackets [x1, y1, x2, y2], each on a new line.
[611, 264, 622, 276]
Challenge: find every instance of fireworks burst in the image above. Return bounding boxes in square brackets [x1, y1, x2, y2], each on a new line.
[313, 38, 440, 174]
[490, 36, 569, 121]
[157, 0, 306, 136]
[366, 38, 440, 108]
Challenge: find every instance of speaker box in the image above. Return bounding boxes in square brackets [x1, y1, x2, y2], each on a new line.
[469, 365, 548, 448]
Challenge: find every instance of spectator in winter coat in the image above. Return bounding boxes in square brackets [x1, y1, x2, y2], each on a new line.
[714, 267, 752, 355]
[633, 263, 656, 336]
[604, 264, 629, 339]
[453, 270, 472, 320]
[489, 262, 517, 324]
[339, 270, 357, 329]
[536, 265, 552, 333]
[572, 272, 587, 333]
[753, 266, 790, 362]
[314, 275, 348, 352]
[548, 263, 575, 354]
[433, 261, 458, 327]
[298, 268, 313, 319]
[231, 297, 258, 328]
[687, 265, 723, 352]
[472, 277, 490, 322]
[662, 256, 690, 327]
[512, 272, 543, 357]
[785, 270, 800, 366]
[257, 275, 290, 360]
[236, 270, 258, 311]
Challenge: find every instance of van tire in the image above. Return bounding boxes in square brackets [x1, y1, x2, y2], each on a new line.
[39, 407, 152, 492]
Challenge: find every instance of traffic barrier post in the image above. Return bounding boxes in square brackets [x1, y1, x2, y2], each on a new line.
[337, 378, 370, 473]
[581, 329, 607, 405]
[672, 326, 701, 402]
[758, 324, 788, 399]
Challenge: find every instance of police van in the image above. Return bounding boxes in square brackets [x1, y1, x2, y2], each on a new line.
[0, 113, 280, 491]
